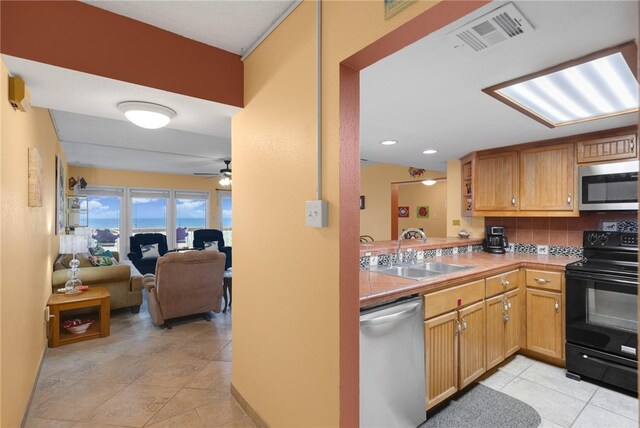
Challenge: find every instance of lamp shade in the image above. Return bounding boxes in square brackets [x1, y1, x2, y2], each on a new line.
[73, 227, 94, 249]
[59, 234, 87, 254]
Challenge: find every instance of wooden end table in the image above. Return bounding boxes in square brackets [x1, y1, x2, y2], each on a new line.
[47, 286, 110, 348]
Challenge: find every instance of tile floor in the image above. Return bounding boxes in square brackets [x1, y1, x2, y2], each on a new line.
[479, 354, 640, 428]
[25, 298, 640, 428]
[24, 297, 253, 428]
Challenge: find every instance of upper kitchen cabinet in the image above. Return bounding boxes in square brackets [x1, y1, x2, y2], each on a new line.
[519, 143, 575, 211]
[474, 152, 519, 211]
[576, 133, 638, 164]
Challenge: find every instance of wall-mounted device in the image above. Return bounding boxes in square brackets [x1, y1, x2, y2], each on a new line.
[8, 76, 31, 112]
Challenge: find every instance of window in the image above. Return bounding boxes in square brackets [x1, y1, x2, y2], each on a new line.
[217, 190, 232, 246]
[175, 191, 209, 249]
[130, 189, 170, 238]
[79, 186, 125, 253]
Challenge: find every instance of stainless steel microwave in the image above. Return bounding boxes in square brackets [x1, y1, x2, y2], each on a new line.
[579, 160, 639, 211]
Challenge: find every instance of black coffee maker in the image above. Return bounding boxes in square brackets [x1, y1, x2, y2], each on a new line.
[483, 226, 509, 254]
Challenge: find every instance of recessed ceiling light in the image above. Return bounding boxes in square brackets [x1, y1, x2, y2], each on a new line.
[484, 42, 639, 128]
[380, 140, 397, 145]
[423, 149, 438, 154]
[118, 101, 176, 129]
[422, 179, 437, 186]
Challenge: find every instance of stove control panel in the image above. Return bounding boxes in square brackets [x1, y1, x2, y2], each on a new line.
[584, 231, 637, 249]
[621, 234, 638, 247]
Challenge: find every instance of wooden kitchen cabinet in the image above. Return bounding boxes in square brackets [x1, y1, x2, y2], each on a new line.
[458, 301, 486, 389]
[485, 289, 521, 370]
[474, 152, 519, 211]
[526, 288, 563, 359]
[577, 133, 637, 164]
[425, 311, 458, 409]
[519, 143, 575, 211]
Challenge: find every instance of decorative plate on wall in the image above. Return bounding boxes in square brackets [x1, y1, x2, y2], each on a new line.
[398, 206, 409, 217]
[417, 206, 429, 218]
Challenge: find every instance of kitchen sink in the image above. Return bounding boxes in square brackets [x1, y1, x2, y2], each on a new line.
[410, 262, 473, 274]
[368, 262, 472, 280]
[376, 266, 442, 279]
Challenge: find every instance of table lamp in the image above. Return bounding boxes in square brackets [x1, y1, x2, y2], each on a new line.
[59, 235, 87, 293]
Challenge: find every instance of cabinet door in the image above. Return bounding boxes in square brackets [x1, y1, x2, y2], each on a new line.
[519, 143, 575, 211]
[458, 301, 486, 389]
[577, 134, 637, 164]
[425, 311, 458, 409]
[526, 289, 562, 359]
[474, 152, 519, 211]
[504, 289, 521, 357]
[485, 295, 505, 370]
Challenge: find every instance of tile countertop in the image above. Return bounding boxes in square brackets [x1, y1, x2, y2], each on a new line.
[360, 237, 483, 256]
[360, 252, 580, 308]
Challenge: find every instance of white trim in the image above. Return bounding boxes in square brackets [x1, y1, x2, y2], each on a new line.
[240, 0, 302, 61]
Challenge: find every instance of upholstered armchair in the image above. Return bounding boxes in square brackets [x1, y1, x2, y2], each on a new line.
[142, 251, 226, 327]
[127, 233, 169, 275]
[193, 229, 232, 270]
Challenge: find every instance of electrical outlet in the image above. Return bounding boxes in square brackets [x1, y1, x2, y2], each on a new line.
[537, 245, 549, 255]
[305, 200, 328, 227]
[44, 306, 50, 323]
[452, 219, 461, 226]
[508, 243, 515, 253]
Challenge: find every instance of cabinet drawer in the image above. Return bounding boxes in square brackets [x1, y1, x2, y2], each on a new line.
[424, 280, 484, 319]
[485, 270, 519, 297]
[525, 269, 562, 291]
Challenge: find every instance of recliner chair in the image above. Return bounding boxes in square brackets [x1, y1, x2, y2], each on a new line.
[193, 229, 232, 270]
[127, 233, 169, 275]
[142, 250, 226, 327]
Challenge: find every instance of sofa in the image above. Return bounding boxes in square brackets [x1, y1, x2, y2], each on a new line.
[52, 252, 143, 313]
[142, 250, 226, 327]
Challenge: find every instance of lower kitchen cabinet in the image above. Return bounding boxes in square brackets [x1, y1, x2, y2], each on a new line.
[424, 301, 485, 409]
[458, 301, 486, 389]
[424, 311, 458, 409]
[486, 289, 521, 370]
[526, 288, 563, 359]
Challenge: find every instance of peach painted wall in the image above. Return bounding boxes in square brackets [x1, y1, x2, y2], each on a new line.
[360, 163, 442, 240]
[398, 181, 447, 238]
[1, 60, 66, 427]
[231, 0, 452, 425]
[486, 212, 638, 247]
[67, 166, 231, 229]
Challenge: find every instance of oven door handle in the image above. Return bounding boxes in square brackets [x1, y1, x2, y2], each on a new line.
[566, 271, 638, 287]
[580, 353, 638, 373]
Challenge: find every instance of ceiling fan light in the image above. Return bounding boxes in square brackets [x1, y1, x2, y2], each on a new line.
[118, 101, 176, 129]
[422, 179, 437, 186]
[219, 177, 232, 186]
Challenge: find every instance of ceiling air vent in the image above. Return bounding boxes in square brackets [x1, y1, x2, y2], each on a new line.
[447, 3, 534, 53]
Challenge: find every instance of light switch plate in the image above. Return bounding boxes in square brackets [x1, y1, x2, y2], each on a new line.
[537, 245, 549, 255]
[305, 200, 328, 227]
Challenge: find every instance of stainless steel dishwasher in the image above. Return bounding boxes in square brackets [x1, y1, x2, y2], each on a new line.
[360, 295, 426, 427]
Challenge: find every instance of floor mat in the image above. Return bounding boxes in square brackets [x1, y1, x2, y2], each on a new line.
[421, 383, 541, 428]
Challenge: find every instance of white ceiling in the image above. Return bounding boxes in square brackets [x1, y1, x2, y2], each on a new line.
[361, 1, 639, 172]
[81, 0, 296, 55]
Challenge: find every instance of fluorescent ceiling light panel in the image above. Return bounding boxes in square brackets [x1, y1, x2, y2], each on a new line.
[486, 43, 639, 128]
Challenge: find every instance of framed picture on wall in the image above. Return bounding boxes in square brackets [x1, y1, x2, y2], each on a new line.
[384, 0, 415, 19]
[55, 156, 66, 234]
[398, 206, 409, 217]
[417, 206, 429, 218]
[360, 195, 365, 210]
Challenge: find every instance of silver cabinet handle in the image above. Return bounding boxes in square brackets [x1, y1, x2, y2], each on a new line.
[567, 193, 572, 205]
[555, 299, 560, 313]
[501, 279, 510, 287]
[455, 318, 462, 335]
[511, 195, 516, 206]
[503, 313, 510, 322]
[631, 141, 635, 151]
[534, 277, 551, 284]
[459, 315, 467, 331]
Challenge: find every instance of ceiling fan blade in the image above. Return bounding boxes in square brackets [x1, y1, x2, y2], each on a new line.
[193, 172, 219, 176]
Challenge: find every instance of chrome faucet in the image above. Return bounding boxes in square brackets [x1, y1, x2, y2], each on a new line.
[395, 228, 427, 266]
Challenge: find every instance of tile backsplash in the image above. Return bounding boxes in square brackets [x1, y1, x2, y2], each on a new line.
[486, 212, 638, 248]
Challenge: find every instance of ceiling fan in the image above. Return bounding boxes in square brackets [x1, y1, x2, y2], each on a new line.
[193, 160, 232, 186]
